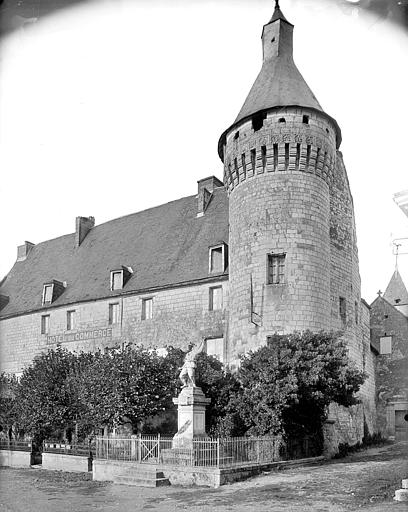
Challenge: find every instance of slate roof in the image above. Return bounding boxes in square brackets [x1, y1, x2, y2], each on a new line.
[384, 269, 408, 306]
[0, 187, 229, 319]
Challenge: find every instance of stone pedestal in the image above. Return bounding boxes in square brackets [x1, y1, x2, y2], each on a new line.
[172, 386, 211, 448]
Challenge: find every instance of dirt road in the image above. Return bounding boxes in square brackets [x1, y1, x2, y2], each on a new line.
[0, 442, 407, 511]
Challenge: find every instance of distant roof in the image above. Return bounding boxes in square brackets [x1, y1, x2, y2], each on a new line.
[0, 188, 229, 318]
[383, 269, 408, 306]
[218, 2, 341, 158]
[393, 189, 408, 218]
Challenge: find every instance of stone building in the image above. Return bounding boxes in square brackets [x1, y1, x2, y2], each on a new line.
[0, 3, 376, 447]
[370, 190, 408, 441]
[370, 271, 408, 440]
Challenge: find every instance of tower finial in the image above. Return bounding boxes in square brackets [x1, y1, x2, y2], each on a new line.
[270, 0, 290, 24]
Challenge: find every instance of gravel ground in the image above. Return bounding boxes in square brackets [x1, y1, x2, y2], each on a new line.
[0, 442, 407, 512]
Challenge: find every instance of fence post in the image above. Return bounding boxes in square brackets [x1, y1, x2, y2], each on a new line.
[157, 433, 160, 463]
[217, 438, 220, 468]
[137, 434, 141, 463]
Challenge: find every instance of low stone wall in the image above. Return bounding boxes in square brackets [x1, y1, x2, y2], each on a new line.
[42, 453, 91, 472]
[93, 456, 325, 488]
[0, 449, 32, 468]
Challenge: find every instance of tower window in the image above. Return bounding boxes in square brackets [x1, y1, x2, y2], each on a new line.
[250, 148, 256, 172]
[234, 131, 239, 140]
[209, 286, 223, 311]
[306, 145, 311, 170]
[67, 310, 76, 331]
[41, 315, 50, 335]
[234, 157, 239, 183]
[252, 112, 267, 132]
[278, 118, 286, 123]
[285, 143, 289, 171]
[302, 115, 309, 124]
[261, 146, 267, 172]
[241, 153, 247, 179]
[339, 297, 346, 324]
[142, 298, 153, 320]
[315, 147, 321, 171]
[109, 303, 120, 325]
[295, 144, 301, 171]
[273, 143, 278, 171]
[267, 254, 286, 284]
[354, 301, 359, 324]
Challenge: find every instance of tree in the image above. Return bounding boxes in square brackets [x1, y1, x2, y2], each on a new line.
[0, 373, 19, 438]
[237, 331, 367, 441]
[77, 345, 183, 433]
[195, 353, 245, 437]
[14, 346, 87, 443]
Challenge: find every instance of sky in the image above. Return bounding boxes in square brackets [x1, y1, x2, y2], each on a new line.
[0, 0, 407, 304]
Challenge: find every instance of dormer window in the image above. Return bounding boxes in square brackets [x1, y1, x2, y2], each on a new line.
[42, 280, 65, 306]
[43, 284, 53, 304]
[110, 266, 133, 291]
[209, 243, 228, 273]
[111, 270, 124, 291]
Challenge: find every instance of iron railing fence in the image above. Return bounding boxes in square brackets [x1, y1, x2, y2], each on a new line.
[0, 439, 32, 452]
[43, 440, 95, 457]
[95, 435, 289, 468]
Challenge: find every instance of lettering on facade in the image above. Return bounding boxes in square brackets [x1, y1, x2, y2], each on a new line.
[47, 328, 113, 345]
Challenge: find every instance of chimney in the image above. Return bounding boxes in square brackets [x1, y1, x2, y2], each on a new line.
[17, 241, 35, 262]
[75, 216, 95, 247]
[197, 176, 223, 217]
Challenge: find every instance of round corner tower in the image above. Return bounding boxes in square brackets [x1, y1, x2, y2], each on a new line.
[219, 2, 346, 364]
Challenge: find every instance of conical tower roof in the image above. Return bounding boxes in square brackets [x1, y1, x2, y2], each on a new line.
[384, 269, 408, 306]
[218, 1, 341, 159]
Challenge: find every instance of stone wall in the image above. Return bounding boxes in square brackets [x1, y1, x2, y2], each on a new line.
[224, 108, 335, 363]
[0, 279, 228, 374]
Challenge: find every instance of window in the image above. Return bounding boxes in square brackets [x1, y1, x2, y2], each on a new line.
[278, 117, 286, 123]
[252, 111, 267, 132]
[42, 284, 53, 305]
[206, 338, 224, 362]
[273, 143, 278, 171]
[261, 145, 267, 172]
[142, 298, 153, 320]
[209, 244, 227, 273]
[67, 310, 76, 331]
[339, 297, 346, 324]
[267, 254, 285, 284]
[303, 115, 309, 124]
[209, 286, 223, 311]
[111, 270, 123, 291]
[250, 148, 256, 172]
[241, 153, 246, 179]
[380, 336, 392, 355]
[41, 315, 50, 335]
[355, 301, 359, 324]
[109, 303, 120, 325]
